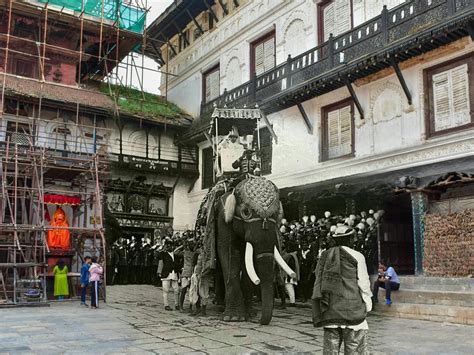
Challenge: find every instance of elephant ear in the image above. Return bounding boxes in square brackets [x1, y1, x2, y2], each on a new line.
[223, 191, 236, 224]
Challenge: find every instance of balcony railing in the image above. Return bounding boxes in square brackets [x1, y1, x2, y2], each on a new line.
[110, 153, 199, 176]
[201, 0, 473, 116]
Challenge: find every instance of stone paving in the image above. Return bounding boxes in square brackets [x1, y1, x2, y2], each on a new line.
[0, 285, 473, 354]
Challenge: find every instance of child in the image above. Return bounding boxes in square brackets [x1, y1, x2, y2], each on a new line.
[89, 257, 103, 309]
[53, 259, 69, 300]
[80, 256, 92, 306]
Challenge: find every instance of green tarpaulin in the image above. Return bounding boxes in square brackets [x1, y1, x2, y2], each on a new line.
[38, 0, 146, 34]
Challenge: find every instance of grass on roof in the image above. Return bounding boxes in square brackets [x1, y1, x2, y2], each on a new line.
[99, 83, 186, 119]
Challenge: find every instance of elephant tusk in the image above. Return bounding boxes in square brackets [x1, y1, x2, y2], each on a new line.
[245, 242, 261, 285]
[274, 246, 296, 279]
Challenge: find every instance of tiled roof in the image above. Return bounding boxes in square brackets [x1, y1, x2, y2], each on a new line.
[0, 75, 192, 127]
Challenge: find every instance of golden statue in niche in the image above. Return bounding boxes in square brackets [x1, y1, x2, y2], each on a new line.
[47, 207, 71, 250]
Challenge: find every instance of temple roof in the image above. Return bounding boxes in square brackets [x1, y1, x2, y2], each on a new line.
[1, 75, 192, 128]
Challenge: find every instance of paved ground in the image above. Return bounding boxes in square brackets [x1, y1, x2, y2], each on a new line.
[0, 285, 473, 354]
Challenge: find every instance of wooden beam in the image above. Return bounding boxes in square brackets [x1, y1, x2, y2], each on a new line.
[204, 0, 219, 23]
[186, 8, 204, 35]
[467, 20, 474, 41]
[259, 110, 278, 144]
[203, 131, 215, 153]
[173, 22, 189, 46]
[150, 41, 164, 64]
[297, 103, 313, 134]
[346, 81, 364, 119]
[390, 58, 412, 105]
[218, 0, 229, 15]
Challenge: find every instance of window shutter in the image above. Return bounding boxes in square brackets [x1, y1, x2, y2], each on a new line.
[254, 42, 265, 76]
[334, 0, 351, 36]
[205, 69, 220, 103]
[451, 64, 470, 126]
[205, 74, 212, 102]
[432, 63, 471, 132]
[339, 105, 352, 156]
[432, 71, 451, 131]
[326, 104, 352, 159]
[323, 2, 335, 42]
[263, 37, 275, 72]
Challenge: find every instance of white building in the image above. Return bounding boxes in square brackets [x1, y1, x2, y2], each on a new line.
[146, 0, 474, 276]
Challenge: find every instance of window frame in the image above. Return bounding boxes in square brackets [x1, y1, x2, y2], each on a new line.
[424, 53, 474, 138]
[202, 64, 220, 104]
[321, 98, 355, 162]
[249, 30, 276, 79]
[317, 0, 353, 45]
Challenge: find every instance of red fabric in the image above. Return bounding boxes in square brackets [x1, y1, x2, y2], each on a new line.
[44, 194, 81, 205]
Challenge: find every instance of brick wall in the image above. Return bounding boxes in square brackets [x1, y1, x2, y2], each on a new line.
[424, 209, 474, 277]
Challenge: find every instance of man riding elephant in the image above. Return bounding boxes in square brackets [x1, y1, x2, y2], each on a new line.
[195, 132, 294, 324]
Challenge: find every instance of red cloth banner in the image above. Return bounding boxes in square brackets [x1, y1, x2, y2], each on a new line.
[44, 194, 81, 205]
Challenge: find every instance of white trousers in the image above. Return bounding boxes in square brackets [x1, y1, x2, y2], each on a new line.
[162, 279, 179, 307]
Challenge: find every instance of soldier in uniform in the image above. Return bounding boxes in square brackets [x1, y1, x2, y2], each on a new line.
[117, 238, 129, 285]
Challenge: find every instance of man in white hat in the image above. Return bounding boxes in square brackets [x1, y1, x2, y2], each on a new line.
[217, 125, 245, 178]
[312, 226, 372, 354]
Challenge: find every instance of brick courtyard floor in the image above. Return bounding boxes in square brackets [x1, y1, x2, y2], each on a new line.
[0, 285, 472, 354]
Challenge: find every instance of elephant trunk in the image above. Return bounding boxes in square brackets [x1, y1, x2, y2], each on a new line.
[245, 242, 260, 285]
[255, 256, 274, 325]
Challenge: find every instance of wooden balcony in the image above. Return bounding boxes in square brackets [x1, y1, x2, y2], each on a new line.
[201, 0, 474, 117]
[109, 153, 199, 177]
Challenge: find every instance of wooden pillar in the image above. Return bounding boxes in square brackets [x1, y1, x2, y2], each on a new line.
[410, 191, 428, 275]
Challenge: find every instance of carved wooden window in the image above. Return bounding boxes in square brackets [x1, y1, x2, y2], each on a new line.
[203, 65, 220, 103]
[322, 99, 354, 160]
[202, 147, 214, 189]
[318, 0, 352, 44]
[250, 31, 275, 78]
[6, 121, 30, 146]
[12, 58, 37, 79]
[425, 54, 474, 136]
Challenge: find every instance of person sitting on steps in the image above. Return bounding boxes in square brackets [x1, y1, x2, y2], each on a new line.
[373, 260, 400, 306]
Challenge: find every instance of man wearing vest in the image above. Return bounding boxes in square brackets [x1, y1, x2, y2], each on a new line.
[157, 238, 181, 311]
[312, 226, 372, 354]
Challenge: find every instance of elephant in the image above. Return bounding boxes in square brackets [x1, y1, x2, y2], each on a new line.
[205, 176, 296, 325]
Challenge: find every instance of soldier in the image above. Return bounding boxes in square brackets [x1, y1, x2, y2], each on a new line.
[116, 237, 129, 285]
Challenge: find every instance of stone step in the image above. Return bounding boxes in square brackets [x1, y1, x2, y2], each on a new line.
[372, 303, 474, 325]
[399, 276, 474, 292]
[377, 289, 474, 307]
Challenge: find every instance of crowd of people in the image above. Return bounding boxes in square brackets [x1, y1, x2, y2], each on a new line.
[74, 208, 400, 353]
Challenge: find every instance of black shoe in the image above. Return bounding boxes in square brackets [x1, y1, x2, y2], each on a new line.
[175, 305, 180, 311]
[165, 306, 173, 311]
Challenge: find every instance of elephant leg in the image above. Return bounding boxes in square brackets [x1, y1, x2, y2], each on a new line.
[241, 267, 256, 319]
[217, 224, 246, 321]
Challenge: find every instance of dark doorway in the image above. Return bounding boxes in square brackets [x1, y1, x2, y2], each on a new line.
[379, 194, 414, 274]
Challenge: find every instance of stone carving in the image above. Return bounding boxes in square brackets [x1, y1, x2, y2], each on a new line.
[368, 81, 404, 124]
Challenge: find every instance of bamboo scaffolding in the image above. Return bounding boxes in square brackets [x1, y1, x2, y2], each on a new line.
[0, 0, 148, 305]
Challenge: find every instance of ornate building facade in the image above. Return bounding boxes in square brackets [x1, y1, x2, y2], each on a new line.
[147, 0, 474, 277]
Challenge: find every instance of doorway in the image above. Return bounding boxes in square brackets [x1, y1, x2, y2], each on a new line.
[379, 194, 414, 274]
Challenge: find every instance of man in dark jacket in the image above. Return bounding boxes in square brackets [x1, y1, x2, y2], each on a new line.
[312, 226, 372, 354]
[157, 239, 181, 311]
[80, 256, 92, 306]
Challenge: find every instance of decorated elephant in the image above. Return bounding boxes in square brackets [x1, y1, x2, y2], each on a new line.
[199, 176, 295, 325]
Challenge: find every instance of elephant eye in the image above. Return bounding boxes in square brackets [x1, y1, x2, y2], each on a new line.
[240, 205, 252, 220]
